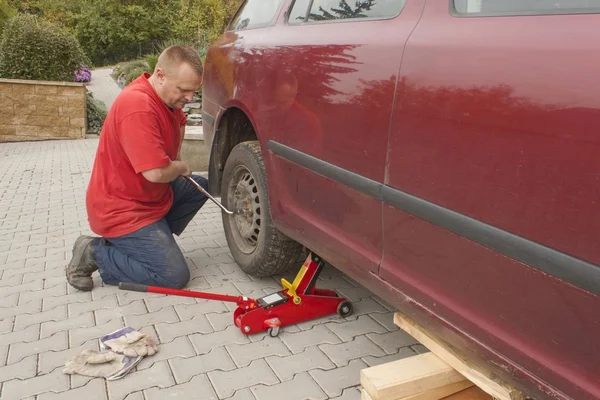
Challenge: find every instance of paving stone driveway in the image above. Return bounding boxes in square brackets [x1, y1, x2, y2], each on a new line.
[0, 138, 424, 400]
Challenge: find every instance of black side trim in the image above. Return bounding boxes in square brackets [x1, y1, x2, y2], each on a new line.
[382, 187, 600, 296]
[267, 140, 600, 296]
[202, 111, 216, 124]
[267, 141, 382, 200]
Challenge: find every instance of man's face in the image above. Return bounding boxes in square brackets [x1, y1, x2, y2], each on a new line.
[156, 62, 203, 109]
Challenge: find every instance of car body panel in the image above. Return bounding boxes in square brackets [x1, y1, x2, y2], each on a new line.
[201, 0, 600, 398]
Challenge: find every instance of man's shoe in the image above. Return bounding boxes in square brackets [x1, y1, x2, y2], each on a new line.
[66, 235, 99, 291]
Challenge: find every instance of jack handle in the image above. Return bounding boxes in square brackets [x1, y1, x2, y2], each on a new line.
[182, 175, 234, 215]
[118, 282, 258, 309]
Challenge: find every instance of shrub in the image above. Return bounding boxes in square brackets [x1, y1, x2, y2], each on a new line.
[86, 90, 107, 135]
[111, 59, 151, 87]
[0, 14, 90, 81]
[144, 54, 158, 73]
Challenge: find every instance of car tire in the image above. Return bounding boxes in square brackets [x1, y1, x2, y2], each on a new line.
[220, 141, 304, 276]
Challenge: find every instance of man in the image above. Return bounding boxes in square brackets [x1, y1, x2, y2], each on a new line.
[66, 46, 208, 292]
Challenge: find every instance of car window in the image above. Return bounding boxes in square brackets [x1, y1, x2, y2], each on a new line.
[454, 0, 600, 15]
[298, 0, 406, 22]
[288, 0, 312, 24]
[229, 0, 284, 31]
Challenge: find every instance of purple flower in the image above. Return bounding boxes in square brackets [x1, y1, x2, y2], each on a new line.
[74, 64, 92, 83]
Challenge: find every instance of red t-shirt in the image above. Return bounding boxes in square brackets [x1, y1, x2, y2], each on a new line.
[86, 72, 187, 238]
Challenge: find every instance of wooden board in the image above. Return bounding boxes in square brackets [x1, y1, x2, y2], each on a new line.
[362, 377, 473, 400]
[442, 386, 494, 400]
[360, 352, 469, 400]
[394, 312, 524, 400]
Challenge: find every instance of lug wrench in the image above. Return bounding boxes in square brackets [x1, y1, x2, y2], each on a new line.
[182, 175, 235, 215]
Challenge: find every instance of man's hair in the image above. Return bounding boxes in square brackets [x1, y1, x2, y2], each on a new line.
[156, 45, 203, 76]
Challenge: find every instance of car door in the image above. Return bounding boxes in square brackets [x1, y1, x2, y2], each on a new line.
[381, 1, 600, 398]
[258, 0, 426, 277]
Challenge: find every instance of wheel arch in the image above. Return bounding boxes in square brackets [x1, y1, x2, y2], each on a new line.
[208, 105, 260, 196]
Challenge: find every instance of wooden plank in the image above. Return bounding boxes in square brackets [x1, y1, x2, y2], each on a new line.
[362, 379, 473, 400]
[403, 380, 475, 400]
[362, 388, 374, 400]
[360, 352, 468, 400]
[394, 312, 523, 400]
[442, 386, 494, 400]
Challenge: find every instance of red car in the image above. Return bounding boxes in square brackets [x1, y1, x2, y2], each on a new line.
[201, 0, 600, 398]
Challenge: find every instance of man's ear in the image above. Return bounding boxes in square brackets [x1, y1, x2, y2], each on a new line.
[155, 67, 166, 84]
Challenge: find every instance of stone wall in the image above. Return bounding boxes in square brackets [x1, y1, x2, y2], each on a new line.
[0, 78, 87, 142]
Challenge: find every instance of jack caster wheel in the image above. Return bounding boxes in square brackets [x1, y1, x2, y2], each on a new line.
[337, 301, 353, 318]
[268, 327, 280, 337]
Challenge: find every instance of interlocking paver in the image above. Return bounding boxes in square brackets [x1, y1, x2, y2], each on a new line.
[206, 311, 235, 331]
[69, 318, 124, 347]
[332, 387, 362, 400]
[145, 374, 218, 400]
[174, 299, 229, 320]
[95, 299, 147, 325]
[362, 347, 416, 367]
[320, 335, 387, 367]
[169, 346, 237, 383]
[123, 305, 179, 330]
[155, 315, 214, 343]
[9, 332, 69, 364]
[145, 293, 196, 312]
[0, 324, 39, 346]
[370, 311, 400, 331]
[37, 378, 107, 400]
[0, 138, 416, 399]
[366, 329, 419, 354]
[226, 337, 292, 367]
[265, 345, 335, 382]
[1, 367, 69, 399]
[251, 371, 328, 400]
[279, 324, 342, 354]
[22, 283, 67, 305]
[208, 359, 279, 399]
[189, 325, 251, 355]
[106, 361, 175, 400]
[326, 315, 388, 342]
[41, 312, 95, 338]
[0, 354, 37, 382]
[0, 345, 7, 367]
[0, 316, 12, 334]
[309, 359, 368, 398]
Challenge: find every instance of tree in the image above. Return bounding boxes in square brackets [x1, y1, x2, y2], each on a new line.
[75, 0, 172, 65]
[0, 0, 16, 31]
[309, 0, 375, 21]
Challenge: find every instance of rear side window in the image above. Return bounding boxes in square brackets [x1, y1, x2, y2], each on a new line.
[454, 0, 600, 15]
[288, 0, 406, 24]
[229, 0, 283, 31]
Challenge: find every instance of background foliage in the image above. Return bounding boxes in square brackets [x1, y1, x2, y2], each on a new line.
[6, 0, 243, 66]
[0, 14, 90, 81]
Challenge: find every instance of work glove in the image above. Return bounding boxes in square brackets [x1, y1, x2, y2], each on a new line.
[101, 327, 158, 357]
[63, 350, 129, 379]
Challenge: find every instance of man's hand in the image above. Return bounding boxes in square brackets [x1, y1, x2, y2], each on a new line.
[142, 160, 191, 183]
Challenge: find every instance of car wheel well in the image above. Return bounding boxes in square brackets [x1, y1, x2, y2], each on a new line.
[211, 107, 258, 196]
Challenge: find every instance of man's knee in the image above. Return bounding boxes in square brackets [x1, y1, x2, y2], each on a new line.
[190, 174, 209, 192]
[161, 262, 190, 289]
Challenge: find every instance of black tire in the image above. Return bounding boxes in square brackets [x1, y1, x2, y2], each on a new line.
[221, 141, 304, 276]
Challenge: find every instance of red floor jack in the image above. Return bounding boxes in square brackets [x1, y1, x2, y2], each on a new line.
[118, 253, 353, 336]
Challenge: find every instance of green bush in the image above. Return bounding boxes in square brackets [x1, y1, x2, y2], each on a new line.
[86, 90, 107, 135]
[144, 54, 158, 73]
[111, 59, 151, 87]
[0, 14, 90, 81]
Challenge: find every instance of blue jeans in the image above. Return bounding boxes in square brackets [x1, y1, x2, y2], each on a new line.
[94, 174, 209, 289]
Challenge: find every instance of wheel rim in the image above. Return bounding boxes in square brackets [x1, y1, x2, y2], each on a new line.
[226, 165, 261, 254]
